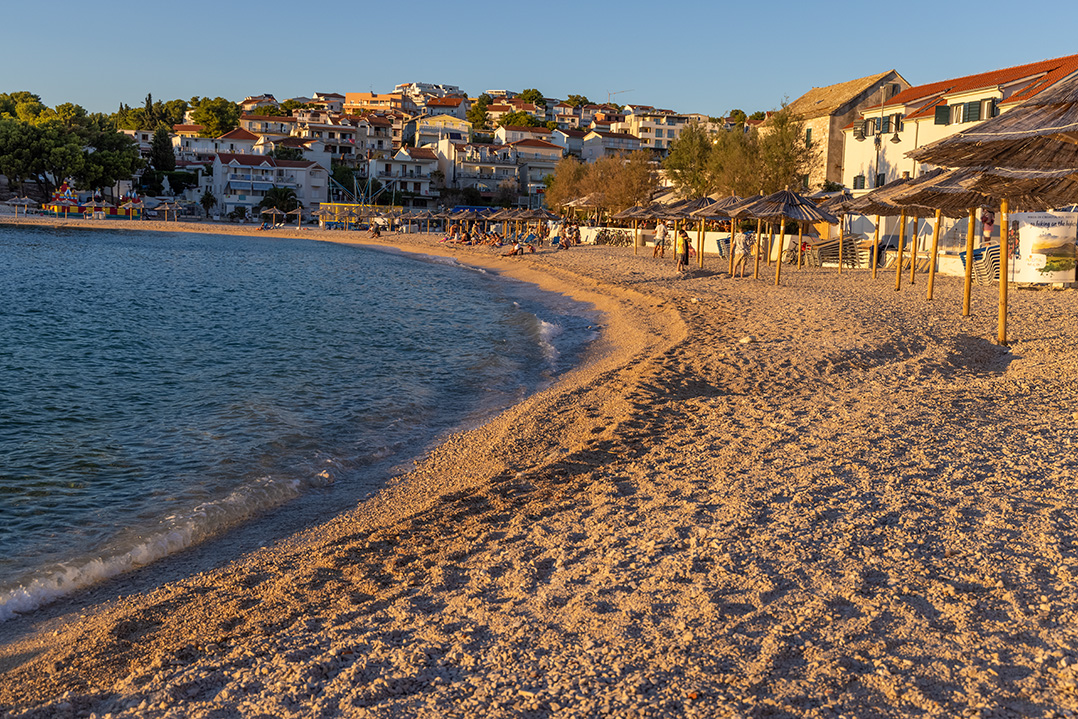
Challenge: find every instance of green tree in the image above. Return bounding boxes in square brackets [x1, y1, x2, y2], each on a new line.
[73, 115, 143, 193]
[565, 94, 592, 108]
[707, 127, 760, 197]
[518, 88, 546, 109]
[748, 110, 767, 121]
[149, 126, 176, 171]
[543, 156, 587, 209]
[755, 105, 817, 193]
[259, 185, 300, 212]
[726, 109, 747, 125]
[663, 122, 716, 198]
[466, 93, 492, 129]
[190, 97, 240, 137]
[268, 146, 304, 161]
[200, 188, 217, 217]
[498, 111, 541, 128]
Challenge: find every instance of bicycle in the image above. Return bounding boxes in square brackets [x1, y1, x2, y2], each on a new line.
[593, 228, 633, 247]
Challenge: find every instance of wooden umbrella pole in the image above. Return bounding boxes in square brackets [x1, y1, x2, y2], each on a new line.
[727, 220, 736, 276]
[837, 214, 844, 274]
[797, 223, 804, 269]
[766, 223, 776, 267]
[871, 215, 881, 279]
[998, 198, 1010, 345]
[753, 218, 763, 279]
[633, 219, 638, 256]
[962, 208, 976, 317]
[698, 219, 705, 269]
[894, 211, 907, 292]
[927, 209, 942, 300]
[774, 218, 786, 286]
[908, 215, 919, 284]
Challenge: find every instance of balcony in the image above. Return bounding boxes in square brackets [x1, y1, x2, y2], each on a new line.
[378, 171, 430, 179]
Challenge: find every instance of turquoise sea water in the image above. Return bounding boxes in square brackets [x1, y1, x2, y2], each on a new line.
[0, 226, 597, 621]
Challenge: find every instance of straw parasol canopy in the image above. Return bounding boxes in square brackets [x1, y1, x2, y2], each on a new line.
[890, 168, 1011, 216]
[691, 195, 744, 218]
[261, 207, 286, 217]
[909, 72, 1078, 171]
[751, 188, 839, 225]
[613, 205, 646, 219]
[965, 167, 1078, 209]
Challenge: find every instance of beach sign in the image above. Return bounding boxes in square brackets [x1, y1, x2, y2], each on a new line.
[1012, 212, 1078, 283]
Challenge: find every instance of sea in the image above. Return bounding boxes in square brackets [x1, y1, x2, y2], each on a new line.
[0, 225, 599, 622]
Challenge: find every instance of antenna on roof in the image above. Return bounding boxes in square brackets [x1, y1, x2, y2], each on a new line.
[607, 89, 634, 103]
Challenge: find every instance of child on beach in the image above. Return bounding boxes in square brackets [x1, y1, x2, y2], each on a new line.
[733, 231, 750, 277]
[676, 229, 690, 272]
[653, 221, 667, 258]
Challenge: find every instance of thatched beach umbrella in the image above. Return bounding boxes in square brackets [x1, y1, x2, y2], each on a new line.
[751, 188, 839, 286]
[692, 195, 744, 273]
[286, 206, 303, 229]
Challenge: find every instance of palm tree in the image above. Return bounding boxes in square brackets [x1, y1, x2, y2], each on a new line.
[259, 186, 300, 212]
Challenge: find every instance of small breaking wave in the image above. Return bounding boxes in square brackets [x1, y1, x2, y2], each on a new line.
[0, 467, 335, 623]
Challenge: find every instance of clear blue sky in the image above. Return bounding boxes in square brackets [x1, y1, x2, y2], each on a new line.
[6, 0, 1076, 118]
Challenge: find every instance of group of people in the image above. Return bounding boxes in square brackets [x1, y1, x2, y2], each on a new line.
[652, 221, 697, 272]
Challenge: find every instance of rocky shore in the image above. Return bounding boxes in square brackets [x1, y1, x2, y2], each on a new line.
[3, 218, 1078, 718]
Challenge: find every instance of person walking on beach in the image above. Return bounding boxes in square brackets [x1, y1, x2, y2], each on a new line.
[733, 230, 750, 277]
[653, 221, 667, 258]
[676, 228, 690, 272]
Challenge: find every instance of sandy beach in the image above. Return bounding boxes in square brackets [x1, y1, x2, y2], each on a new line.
[3, 216, 1078, 718]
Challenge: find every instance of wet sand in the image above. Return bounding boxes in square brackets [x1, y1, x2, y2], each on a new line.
[3, 217, 1078, 718]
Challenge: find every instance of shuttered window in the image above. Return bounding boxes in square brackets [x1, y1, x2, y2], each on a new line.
[934, 105, 950, 125]
[881, 116, 891, 133]
[852, 119, 866, 140]
[965, 100, 981, 123]
[893, 114, 904, 132]
[805, 128, 812, 147]
[875, 173, 886, 188]
[853, 175, 866, 190]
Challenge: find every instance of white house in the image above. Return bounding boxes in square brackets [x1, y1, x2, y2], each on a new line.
[550, 128, 586, 157]
[208, 153, 328, 217]
[367, 147, 440, 207]
[842, 53, 1078, 192]
[581, 130, 642, 162]
[495, 125, 553, 145]
[508, 138, 563, 196]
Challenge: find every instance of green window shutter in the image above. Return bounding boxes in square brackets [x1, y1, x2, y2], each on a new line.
[853, 119, 865, 140]
[853, 175, 865, 190]
[805, 127, 812, 146]
[881, 116, 891, 133]
[989, 98, 999, 117]
[965, 100, 981, 123]
[934, 105, 950, 125]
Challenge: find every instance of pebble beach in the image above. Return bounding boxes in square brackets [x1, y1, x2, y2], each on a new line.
[3, 217, 1078, 718]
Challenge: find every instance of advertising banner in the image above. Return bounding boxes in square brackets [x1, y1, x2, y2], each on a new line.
[1012, 212, 1078, 283]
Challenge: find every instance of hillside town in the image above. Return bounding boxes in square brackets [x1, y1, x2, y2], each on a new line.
[2, 53, 1078, 228]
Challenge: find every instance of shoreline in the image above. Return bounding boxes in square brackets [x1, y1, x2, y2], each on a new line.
[4, 217, 1078, 717]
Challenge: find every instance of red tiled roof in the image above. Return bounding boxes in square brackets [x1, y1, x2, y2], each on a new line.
[241, 114, 297, 123]
[508, 138, 562, 150]
[427, 97, 463, 107]
[404, 147, 439, 160]
[216, 152, 318, 169]
[555, 129, 587, 138]
[173, 124, 203, 133]
[586, 131, 639, 141]
[499, 125, 551, 134]
[218, 128, 259, 141]
[862, 53, 1078, 114]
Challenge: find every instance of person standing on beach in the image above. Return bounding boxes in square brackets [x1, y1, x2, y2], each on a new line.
[733, 230, 750, 277]
[653, 221, 667, 258]
[676, 228, 690, 272]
